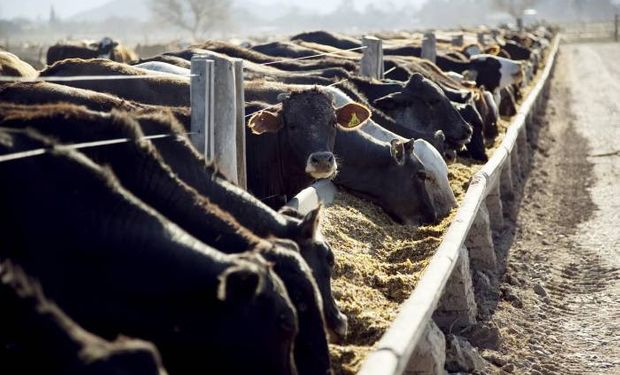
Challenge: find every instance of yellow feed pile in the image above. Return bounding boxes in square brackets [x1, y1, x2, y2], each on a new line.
[324, 44, 551, 374]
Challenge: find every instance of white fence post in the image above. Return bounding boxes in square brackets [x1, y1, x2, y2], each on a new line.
[360, 36, 384, 80]
[233, 59, 247, 190]
[210, 55, 239, 184]
[421, 32, 437, 64]
[190, 55, 214, 159]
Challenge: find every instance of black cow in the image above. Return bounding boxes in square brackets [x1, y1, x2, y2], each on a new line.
[126, 109, 350, 343]
[0, 81, 191, 126]
[47, 37, 136, 65]
[333, 128, 437, 225]
[251, 41, 321, 59]
[291, 31, 362, 50]
[499, 86, 518, 117]
[370, 73, 472, 146]
[169, 42, 357, 72]
[0, 260, 168, 375]
[244, 83, 370, 203]
[0, 81, 350, 344]
[0, 103, 331, 375]
[438, 54, 523, 93]
[502, 40, 532, 60]
[454, 102, 487, 161]
[287, 31, 522, 93]
[0, 128, 299, 375]
[39, 58, 190, 107]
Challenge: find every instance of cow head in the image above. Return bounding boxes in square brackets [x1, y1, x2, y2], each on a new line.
[98, 37, 119, 59]
[413, 139, 457, 219]
[248, 88, 370, 180]
[466, 54, 523, 93]
[279, 206, 348, 343]
[384, 138, 438, 225]
[215, 261, 298, 375]
[373, 73, 472, 146]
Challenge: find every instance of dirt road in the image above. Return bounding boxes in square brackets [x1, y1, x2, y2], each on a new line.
[479, 42, 620, 374]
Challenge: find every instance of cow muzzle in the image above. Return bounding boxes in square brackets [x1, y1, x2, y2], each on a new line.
[305, 152, 337, 179]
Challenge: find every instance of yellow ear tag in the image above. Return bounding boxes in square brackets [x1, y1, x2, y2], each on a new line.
[348, 112, 361, 128]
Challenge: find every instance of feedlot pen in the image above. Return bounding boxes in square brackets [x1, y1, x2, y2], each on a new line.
[322, 36, 557, 374]
[319, 38, 619, 375]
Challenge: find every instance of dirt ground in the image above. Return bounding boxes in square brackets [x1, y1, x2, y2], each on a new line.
[476, 42, 620, 374]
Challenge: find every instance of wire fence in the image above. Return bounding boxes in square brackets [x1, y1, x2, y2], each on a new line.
[560, 18, 618, 42]
[0, 132, 197, 163]
[0, 74, 196, 82]
[0, 44, 374, 162]
[258, 45, 367, 66]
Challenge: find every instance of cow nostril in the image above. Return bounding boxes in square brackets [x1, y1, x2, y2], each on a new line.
[310, 156, 319, 165]
[327, 155, 334, 163]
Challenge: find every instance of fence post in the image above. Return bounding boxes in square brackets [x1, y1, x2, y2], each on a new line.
[421, 32, 437, 64]
[211, 55, 239, 184]
[451, 34, 464, 47]
[233, 59, 247, 190]
[517, 17, 523, 32]
[615, 14, 618, 42]
[360, 36, 384, 80]
[432, 245, 478, 332]
[190, 55, 214, 159]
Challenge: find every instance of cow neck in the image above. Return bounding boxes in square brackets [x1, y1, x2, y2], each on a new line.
[275, 129, 288, 202]
[258, 129, 288, 206]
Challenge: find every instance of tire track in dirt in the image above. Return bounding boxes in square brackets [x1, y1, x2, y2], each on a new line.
[477, 43, 620, 375]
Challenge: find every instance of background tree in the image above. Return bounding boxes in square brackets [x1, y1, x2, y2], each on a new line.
[150, 0, 230, 40]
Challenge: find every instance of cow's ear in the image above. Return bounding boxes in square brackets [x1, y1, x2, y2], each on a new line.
[463, 69, 478, 82]
[485, 45, 501, 56]
[390, 139, 406, 166]
[336, 103, 370, 130]
[406, 72, 425, 90]
[374, 92, 405, 111]
[299, 206, 321, 239]
[403, 138, 415, 156]
[247, 110, 283, 135]
[217, 266, 263, 302]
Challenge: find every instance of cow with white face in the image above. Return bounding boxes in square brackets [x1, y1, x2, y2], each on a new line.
[466, 54, 524, 92]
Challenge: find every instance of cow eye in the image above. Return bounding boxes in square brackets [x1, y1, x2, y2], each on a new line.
[417, 170, 428, 180]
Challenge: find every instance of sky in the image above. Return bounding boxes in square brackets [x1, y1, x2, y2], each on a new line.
[0, 0, 428, 20]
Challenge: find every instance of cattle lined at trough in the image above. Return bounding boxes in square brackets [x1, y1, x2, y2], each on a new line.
[0, 23, 555, 374]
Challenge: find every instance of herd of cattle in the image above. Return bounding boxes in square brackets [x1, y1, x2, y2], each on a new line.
[0, 25, 554, 375]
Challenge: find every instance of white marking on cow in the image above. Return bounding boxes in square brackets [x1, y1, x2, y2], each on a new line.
[483, 90, 500, 121]
[498, 57, 523, 89]
[133, 61, 191, 77]
[446, 71, 465, 83]
[464, 45, 482, 56]
[305, 163, 337, 179]
[414, 139, 457, 218]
